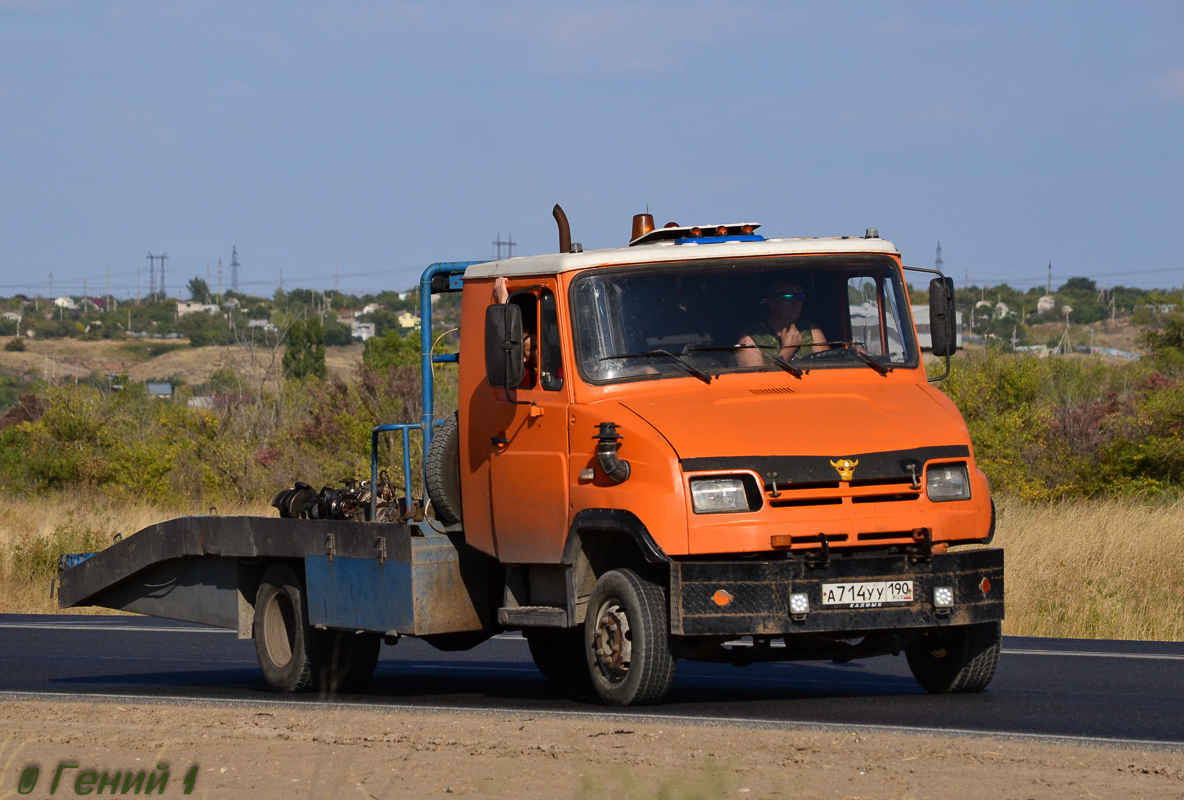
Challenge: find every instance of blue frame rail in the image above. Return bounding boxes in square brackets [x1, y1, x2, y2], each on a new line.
[369, 259, 486, 521]
[369, 420, 447, 520]
[419, 261, 483, 459]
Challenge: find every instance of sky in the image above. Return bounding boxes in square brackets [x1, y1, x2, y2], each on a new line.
[1, 1, 1181, 299]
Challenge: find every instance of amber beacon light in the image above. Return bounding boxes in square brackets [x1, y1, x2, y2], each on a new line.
[631, 213, 655, 242]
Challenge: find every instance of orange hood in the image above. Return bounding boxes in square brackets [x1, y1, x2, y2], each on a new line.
[618, 380, 968, 461]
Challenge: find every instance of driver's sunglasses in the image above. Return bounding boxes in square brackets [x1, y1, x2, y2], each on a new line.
[771, 292, 806, 302]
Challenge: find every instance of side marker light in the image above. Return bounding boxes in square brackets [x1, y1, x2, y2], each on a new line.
[713, 589, 733, 607]
[980, 577, 992, 595]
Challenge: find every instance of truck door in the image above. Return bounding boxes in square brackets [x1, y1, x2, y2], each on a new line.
[487, 283, 571, 563]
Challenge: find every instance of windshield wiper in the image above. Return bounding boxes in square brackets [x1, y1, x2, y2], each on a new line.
[770, 354, 805, 379]
[810, 341, 893, 376]
[601, 350, 713, 383]
[687, 343, 809, 379]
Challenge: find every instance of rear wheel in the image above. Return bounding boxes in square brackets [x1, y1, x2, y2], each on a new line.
[254, 563, 322, 693]
[584, 569, 676, 706]
[526, 628, 587, 684]
[319, 631, 381, 694]
[425, 412, 463, 524]
[906, 621, 1002, 693]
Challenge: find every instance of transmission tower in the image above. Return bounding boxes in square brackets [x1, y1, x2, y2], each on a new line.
[146, 253, 167, 298]
[492, 233, 517, 260]
[230, 246, 240, 293]
[935, 241, 943, 272]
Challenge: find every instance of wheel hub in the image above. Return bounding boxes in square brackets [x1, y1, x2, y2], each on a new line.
[593, 601, 632, 678]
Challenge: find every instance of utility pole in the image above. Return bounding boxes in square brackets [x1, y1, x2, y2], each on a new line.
[147, 253, 166, 298]
[334, 264, 339, 294]
[279, 269, 284, 293]
[230, 246, 240, 293]
[1047, 261, 1052, 294]
[160, 252, 167, 297]
[217, 257, 223, 296]
[136, 262, 141, 303]
[106, 267, 111, 311]
[492, 233, 517, 260]
[935, 241, 943, 272]
[49, 271, 53, 300]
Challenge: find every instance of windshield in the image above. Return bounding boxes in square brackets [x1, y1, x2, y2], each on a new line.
[571, 256, 917, 383]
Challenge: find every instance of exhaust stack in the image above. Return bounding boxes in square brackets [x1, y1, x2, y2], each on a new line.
[553, 204, 572, 254]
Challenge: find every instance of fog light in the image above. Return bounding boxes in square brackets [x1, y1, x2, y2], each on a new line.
[934, 586, 954, 608]
[790, 592, 810, 615]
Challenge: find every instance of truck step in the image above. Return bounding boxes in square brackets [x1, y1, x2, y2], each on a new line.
[497, 605, 568, 627]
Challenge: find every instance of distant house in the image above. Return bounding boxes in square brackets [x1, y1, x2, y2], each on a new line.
[53, 297, 77, 310]
[247, 319, 278, 333]
[176, 301, 220, 317]
[1037, 294, 1056, 314]
[910, 305, 964, 351]
[223, 298, 240, 310]
[356, 303, 381, 317]
[2, 312, 21, 323]
[351, 321, 376, 341]
[145, 382, 173, 398]
[397, 311, 419, 329]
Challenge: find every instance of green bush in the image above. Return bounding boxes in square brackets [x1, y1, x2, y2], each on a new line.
[939, 350, 1184, 500]
[9, 523, 109, 583]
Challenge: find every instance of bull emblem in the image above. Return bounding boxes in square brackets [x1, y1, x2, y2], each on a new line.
[830, 458, 858, 481]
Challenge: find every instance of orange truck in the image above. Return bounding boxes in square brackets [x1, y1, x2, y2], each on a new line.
[57, 208, 1003, 706]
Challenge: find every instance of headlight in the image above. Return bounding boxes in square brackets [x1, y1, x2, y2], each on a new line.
[926, 463, 970, 501]
[690, 477, 750, 514]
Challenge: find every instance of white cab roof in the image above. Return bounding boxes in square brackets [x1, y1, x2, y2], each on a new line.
[464, 236, 901, 279]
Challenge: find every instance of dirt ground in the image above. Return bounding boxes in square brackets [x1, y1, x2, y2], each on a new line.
[0, 701, 1180, 799]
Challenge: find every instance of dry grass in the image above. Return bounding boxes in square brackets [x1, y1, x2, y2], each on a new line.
[990, 499, 1184, 641]
[0, 493, 269, 615]
[2, 495, 1182, 640]
[0, 335, 363, 385]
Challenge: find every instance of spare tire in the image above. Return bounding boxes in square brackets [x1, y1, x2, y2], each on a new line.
[425, 412, 463, 523]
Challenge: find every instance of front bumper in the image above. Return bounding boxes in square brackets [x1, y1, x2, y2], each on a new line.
[669, 547, 1003, 636]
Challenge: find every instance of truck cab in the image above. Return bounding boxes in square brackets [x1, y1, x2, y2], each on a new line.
[433, 214, 1002, 704]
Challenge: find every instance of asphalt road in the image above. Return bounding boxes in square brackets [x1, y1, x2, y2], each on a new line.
[1, 614, 1181, 746]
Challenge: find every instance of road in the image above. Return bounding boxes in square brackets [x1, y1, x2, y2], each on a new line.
[1, 614, 1181, 746]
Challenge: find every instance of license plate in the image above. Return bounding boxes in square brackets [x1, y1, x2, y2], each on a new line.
[821, 580, 913, 608]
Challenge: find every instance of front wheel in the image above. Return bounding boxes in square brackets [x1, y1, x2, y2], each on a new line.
[906, 621, 1002, 693]
[584, 569, 676, 706]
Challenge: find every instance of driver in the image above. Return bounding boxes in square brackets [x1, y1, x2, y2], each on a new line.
[736, 281, 828, 367]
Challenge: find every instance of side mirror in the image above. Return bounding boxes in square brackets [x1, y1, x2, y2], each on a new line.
[928, 277, 957, 357]
[485, 303, 524, 388]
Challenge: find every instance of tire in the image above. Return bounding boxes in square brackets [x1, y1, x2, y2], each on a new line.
[425, 412, 463, 524]
[526, 628, 587, 684]
[584, 569, 676, 706]
[254, 563, 323, 693]
[906, 621, 1002, 693]
[318, 631, 381, 695]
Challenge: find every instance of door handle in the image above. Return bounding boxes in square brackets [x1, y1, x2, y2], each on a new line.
[490, 436, 509, 446]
